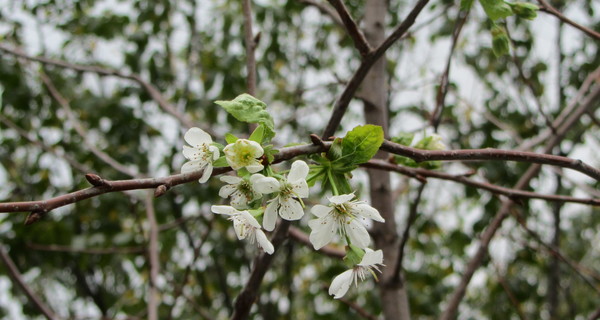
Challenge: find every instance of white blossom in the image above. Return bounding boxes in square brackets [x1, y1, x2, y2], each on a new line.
[223, 139, 264, 173]
[329, 249, 384, 299]
[181, 127, 220, 183]
[210, 205, 274, 254]
[218, 175, 263, 209]
[308, 194, 384, 249]
[253, 160, 309, 231]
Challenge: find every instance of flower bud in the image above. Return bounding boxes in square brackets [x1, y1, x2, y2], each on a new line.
[509, 2, 538, 20]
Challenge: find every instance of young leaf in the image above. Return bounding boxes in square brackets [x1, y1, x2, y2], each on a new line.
[339, 125, 384, 165]
[215, 94, 276, 142]
[491, 24, 510, 56]
[478, 0, 513, 20]
[213, 156, 230, 168]
[392, 132, 415, 146]
[508, 2, 538, 20]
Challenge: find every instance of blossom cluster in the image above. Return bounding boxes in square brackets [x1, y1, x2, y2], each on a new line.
[181, 127, 386, 299]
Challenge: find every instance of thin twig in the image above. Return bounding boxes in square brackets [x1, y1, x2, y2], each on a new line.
[0, 246, 58, 320]
[230, 221, 291, 320]
[492, 260, 527, 320]
[394, 183, 426, 282]
[380, 140, 600, 182]
[39, 70, 141, 178]
[536, 0, 600, 40]
[26, 243, 145, 255]
[327, 0, 372, 57]
[242, 0, 257, 96]
[144, 193, 160, 320]
[431, 8, 469, 131]
[363, 159, 600, 206]
[297, 0, 344, 27]
[0, 43, 197, 130]
[322, 0, 430, 138]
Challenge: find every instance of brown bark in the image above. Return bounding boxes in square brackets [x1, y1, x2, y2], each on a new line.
[362, 1, 411, 319]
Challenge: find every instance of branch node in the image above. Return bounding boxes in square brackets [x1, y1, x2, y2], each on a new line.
[154, 184, 170, 198]
[25, 211, 45, 225]
[85, 173, 106, 186]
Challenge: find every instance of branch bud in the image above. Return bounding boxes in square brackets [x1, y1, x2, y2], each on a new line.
[154, 184, 170, 198]
[25, 211, 44, 225]
[85, 173, 105, 186]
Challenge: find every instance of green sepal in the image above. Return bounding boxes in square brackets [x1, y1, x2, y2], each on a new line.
[212, 156, 230, 168]
[215, 94, 276, 143]
[343, 244, 365, 268]
[225, 133, 239, 144]
[263, 145, 279, 164]
[249, 124, 265, 144]
[211, 142, 225, 153]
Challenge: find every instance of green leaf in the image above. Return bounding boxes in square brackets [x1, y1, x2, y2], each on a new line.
[225, 133, 238, 144]
[327, 138, 343, 161]
[478, 0, 513, 20]
[339, 124, 384, 165]
[460, 0, 475, 10]
[215, 94, 275, 143]
[248, 124, 265, 143]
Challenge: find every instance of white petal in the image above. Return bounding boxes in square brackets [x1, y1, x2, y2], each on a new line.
[359, 249, 384, 266]
[287, 160, 309, 182]
[232, 218, 248, 240]
[329, 194, 355, 205]
[311, 205, 333, 218]
[220, 175, 243, 184]
[329, 270, 354, 299]
[245, 140, 264, 157]
[249, 173, 266, 184]
[345, 219, 370, 249]
[256, 230, 274, 254]
[199, 164, 213, 183]
[211, 205, 238, 216]
[291, 180, 309, 198]
[352, 203, 385, 222]
[254, 177, 280, 194]
[238, 210, 261, 229]
[278, 197, 304, 220]
[308, 217, 337, 250]
[181, 160, 205, 174]
[263, 200, 279, 231]
[219, 184, 237, 198]
[245, 162, 264, 173]
[182, 145, 202, 160]
[184, 127, 212, 147]
[230, 191, 249, 209]
[209, 146, 220, 160]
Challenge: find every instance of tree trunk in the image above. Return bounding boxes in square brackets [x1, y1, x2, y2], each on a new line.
[362, 1, 411, 319]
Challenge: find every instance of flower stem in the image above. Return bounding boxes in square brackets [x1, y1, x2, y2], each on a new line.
[327, 169, 340, 195]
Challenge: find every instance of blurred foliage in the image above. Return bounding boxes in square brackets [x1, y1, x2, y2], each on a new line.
[0, 0, 599, 319]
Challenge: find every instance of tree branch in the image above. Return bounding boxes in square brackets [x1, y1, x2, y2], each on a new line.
[288, 226, 345, 259]
[536, 0, 600, 40]
[243, 0, 258, 96]
[0, 246, 58, 320]
[0, 43, 197, 130]
[230, 221, 291, 320]
[394, 183, 426, 283]
[326, 0, 372, 57]
[144, 193, 160, 320]
[297, 0, 344, 27]
[322, 0, 430, 138]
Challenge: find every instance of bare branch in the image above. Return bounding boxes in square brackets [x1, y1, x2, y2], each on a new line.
[0, 43, 197, 130]
[231, 221, 291, 320]
[144, 193, 160, 320]
[243, 0, 257, 96]
[364, 159, 600, 206]
[0, 246, 58, 320]
[536, 0, 600, 40]
[26, 243, 145, 255]
[431, 8, 469, 131]
[297, 0, 344, 27]
[322, 0, 430, 138]
[380, 140, 600, 182]
[394, 183, 426, 282]
[327, 0, 372, 57]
